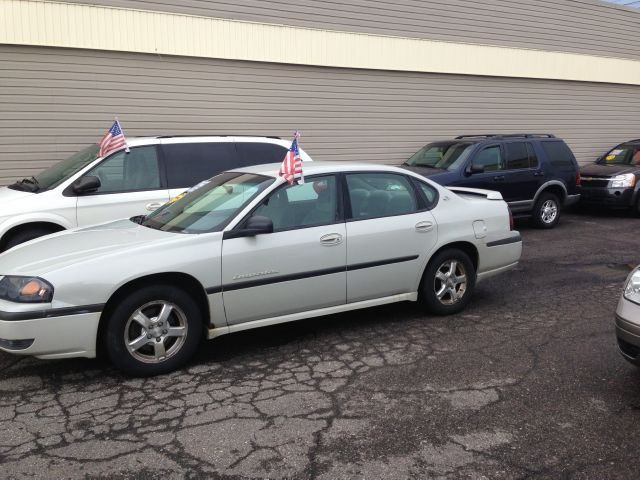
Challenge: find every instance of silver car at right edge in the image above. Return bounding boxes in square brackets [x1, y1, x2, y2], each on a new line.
[616, 265, 640, 365]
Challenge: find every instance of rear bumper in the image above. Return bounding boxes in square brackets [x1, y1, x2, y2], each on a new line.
[579, 186, 634, 208]
[477, 233, 522, 283]
[0, 312, 100, 359]
[564, 193, 580, 207]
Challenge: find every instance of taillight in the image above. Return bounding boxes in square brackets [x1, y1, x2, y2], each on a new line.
[508, 207, 514, 231]
[576, 171, 581, 186]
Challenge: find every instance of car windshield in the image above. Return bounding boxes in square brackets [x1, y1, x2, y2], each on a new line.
[405, 142, 475, 171]
[141, 172, 274, 234]
[598, 145, 640, 166]
[9, 144, 100, 193]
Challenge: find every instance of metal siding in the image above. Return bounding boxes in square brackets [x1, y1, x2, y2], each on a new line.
[1, 45, 639, 185]
[63, 0, 640, 60]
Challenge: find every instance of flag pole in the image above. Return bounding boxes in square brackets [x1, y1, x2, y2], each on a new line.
[116, 117, 130, 153]
[295, 130, 304, 185]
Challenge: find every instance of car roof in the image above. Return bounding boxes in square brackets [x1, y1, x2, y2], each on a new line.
[122, 135, 288, 148]
[230, 161, 414, 178]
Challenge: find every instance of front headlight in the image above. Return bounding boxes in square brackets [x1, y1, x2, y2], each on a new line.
[0, 276, 54, 303]
[624, 268, 640, 305]
[610, 173, 636, 188]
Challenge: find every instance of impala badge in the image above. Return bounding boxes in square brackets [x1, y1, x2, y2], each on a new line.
[233, 270, 279, 280]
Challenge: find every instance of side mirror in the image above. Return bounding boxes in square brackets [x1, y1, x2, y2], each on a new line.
[223, 215, 274, 239]
[465, 164, 485, 176]
[71, 175, 101, 194]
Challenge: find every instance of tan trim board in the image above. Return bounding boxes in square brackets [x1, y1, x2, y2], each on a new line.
[1, 0, 640, 85]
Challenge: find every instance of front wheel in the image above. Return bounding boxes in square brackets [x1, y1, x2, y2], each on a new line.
[420, 248, 475, 315]
[104, 285, 203, 376]
[532, 192, 561, 229]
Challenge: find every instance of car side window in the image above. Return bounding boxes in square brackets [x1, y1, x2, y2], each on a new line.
[236, 142, 288, 167]
[415, 180, 438, 208]
[541, 141, 577, 168]
[85, 146, 160, 193]
[162, 142, 237, 189]
[505, 142, 530, 170]
[346, 173, 417, 220]
[252, 175, 338, 231]
[473, 145, 503, 171]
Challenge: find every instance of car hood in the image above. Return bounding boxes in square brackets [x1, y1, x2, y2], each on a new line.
[580, 163, 640, 177]
[0, 186, 36, 205]
[0, 219, 174, 275]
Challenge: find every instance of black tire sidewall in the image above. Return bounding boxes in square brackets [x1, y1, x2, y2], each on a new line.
[105, 285, 203, 376]
[5, 228, 56, 250]
[421, 249, 476, 315]
[533, 192, 560, 229]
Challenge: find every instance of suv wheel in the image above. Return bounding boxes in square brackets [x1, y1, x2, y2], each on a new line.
[421, 248, 475, 315]
[104, 285, 203, 376]
[533, 192, 560, 229]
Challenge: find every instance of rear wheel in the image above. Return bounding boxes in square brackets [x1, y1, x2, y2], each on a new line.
[532, 192, 560, 229]
[420, 248, 475, 315]
[104, 285, 203, 376]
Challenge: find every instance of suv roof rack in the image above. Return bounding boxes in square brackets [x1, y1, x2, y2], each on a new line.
[454, 133, 556, 139]
[155, 135, 282, 139]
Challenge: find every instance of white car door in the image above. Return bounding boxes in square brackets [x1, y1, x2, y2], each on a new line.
[344, 172, 438, 303]
[221, 175, 346, 325]
[76, 146, 170, 226]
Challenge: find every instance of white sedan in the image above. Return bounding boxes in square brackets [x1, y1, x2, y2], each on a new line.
[0, 162, 522, 376]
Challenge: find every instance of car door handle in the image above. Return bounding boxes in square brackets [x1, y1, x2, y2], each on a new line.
[415, 221, 434, 233]
[320, 233, 343, 246]
[145, 202, 163, 211]
[533, 171, 545, 177]
[493, 175, 505, 181]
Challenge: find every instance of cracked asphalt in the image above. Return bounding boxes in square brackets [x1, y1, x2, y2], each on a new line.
[1, 210, 640, 479]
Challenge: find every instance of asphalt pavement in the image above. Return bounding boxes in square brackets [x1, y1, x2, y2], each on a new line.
[1, 210, 640, 479]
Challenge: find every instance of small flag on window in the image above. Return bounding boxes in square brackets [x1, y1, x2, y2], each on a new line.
[279, 130, 303, 185]
[98, 119, 129, 158]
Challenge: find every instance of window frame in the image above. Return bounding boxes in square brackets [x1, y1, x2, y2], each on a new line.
[341, 171, 434, 222]
[233, 173, 344, 234]
[71, 145, 164, 196]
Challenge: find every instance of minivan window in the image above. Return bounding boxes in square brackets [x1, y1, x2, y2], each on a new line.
[142, 172, 273, 233]
[162, 143, 237, 189]
[25, 144, 100, 191]
[236, 142, 288, 167]
[84, 146, 160, 193]
[405, 142, 475, 171]
[541, 141, 576, 167]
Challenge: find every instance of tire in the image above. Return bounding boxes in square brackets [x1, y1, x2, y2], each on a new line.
[420, 248, 476, 316]
[104, 285, 203, 376]
[631, 196, 640, 217]
[532, 192, 561, 229]
[4, 227, 59, 251]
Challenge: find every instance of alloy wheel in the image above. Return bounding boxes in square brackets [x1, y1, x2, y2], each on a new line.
[434, 259, 468, 305]
[540, 199, 558, 224]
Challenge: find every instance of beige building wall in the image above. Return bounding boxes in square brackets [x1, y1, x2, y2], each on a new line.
[0, 0, 639, 185]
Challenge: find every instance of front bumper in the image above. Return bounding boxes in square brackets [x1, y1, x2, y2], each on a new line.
[0, 312, 101, 359]
[615, 296, 640, 365]
[579, 186, 634, 208]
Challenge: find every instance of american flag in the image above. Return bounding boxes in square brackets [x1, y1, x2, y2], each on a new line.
[279, 131, 303, 185]
[98, 120, 128, 158]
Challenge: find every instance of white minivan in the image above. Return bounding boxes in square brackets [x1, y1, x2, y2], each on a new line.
[0, 136, 311, 251]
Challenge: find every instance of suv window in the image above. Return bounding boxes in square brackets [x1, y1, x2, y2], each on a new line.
[346, 173, 417, 219]
[473, 145, 503, 171]
[236, 142, 288, 167]
[541, 141, 576, 168]
[85, 146, 160, 193]
[526, 143, 539, 168]
[162, 143, 237, 189]
[505, 142, 530, 170]
[252, 175, 338, 231]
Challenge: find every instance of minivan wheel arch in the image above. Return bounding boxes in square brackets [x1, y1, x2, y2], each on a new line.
[96, 273, 211, 358]
[0, 222, 66, 251]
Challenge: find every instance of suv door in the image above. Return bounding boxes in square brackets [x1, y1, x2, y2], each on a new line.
[344, 172, 438, 303]
[221, 174, 346, 325]
[500, 141, 542, 206]
[160, 141, 238, 199]
[75, 145, 169, 226]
